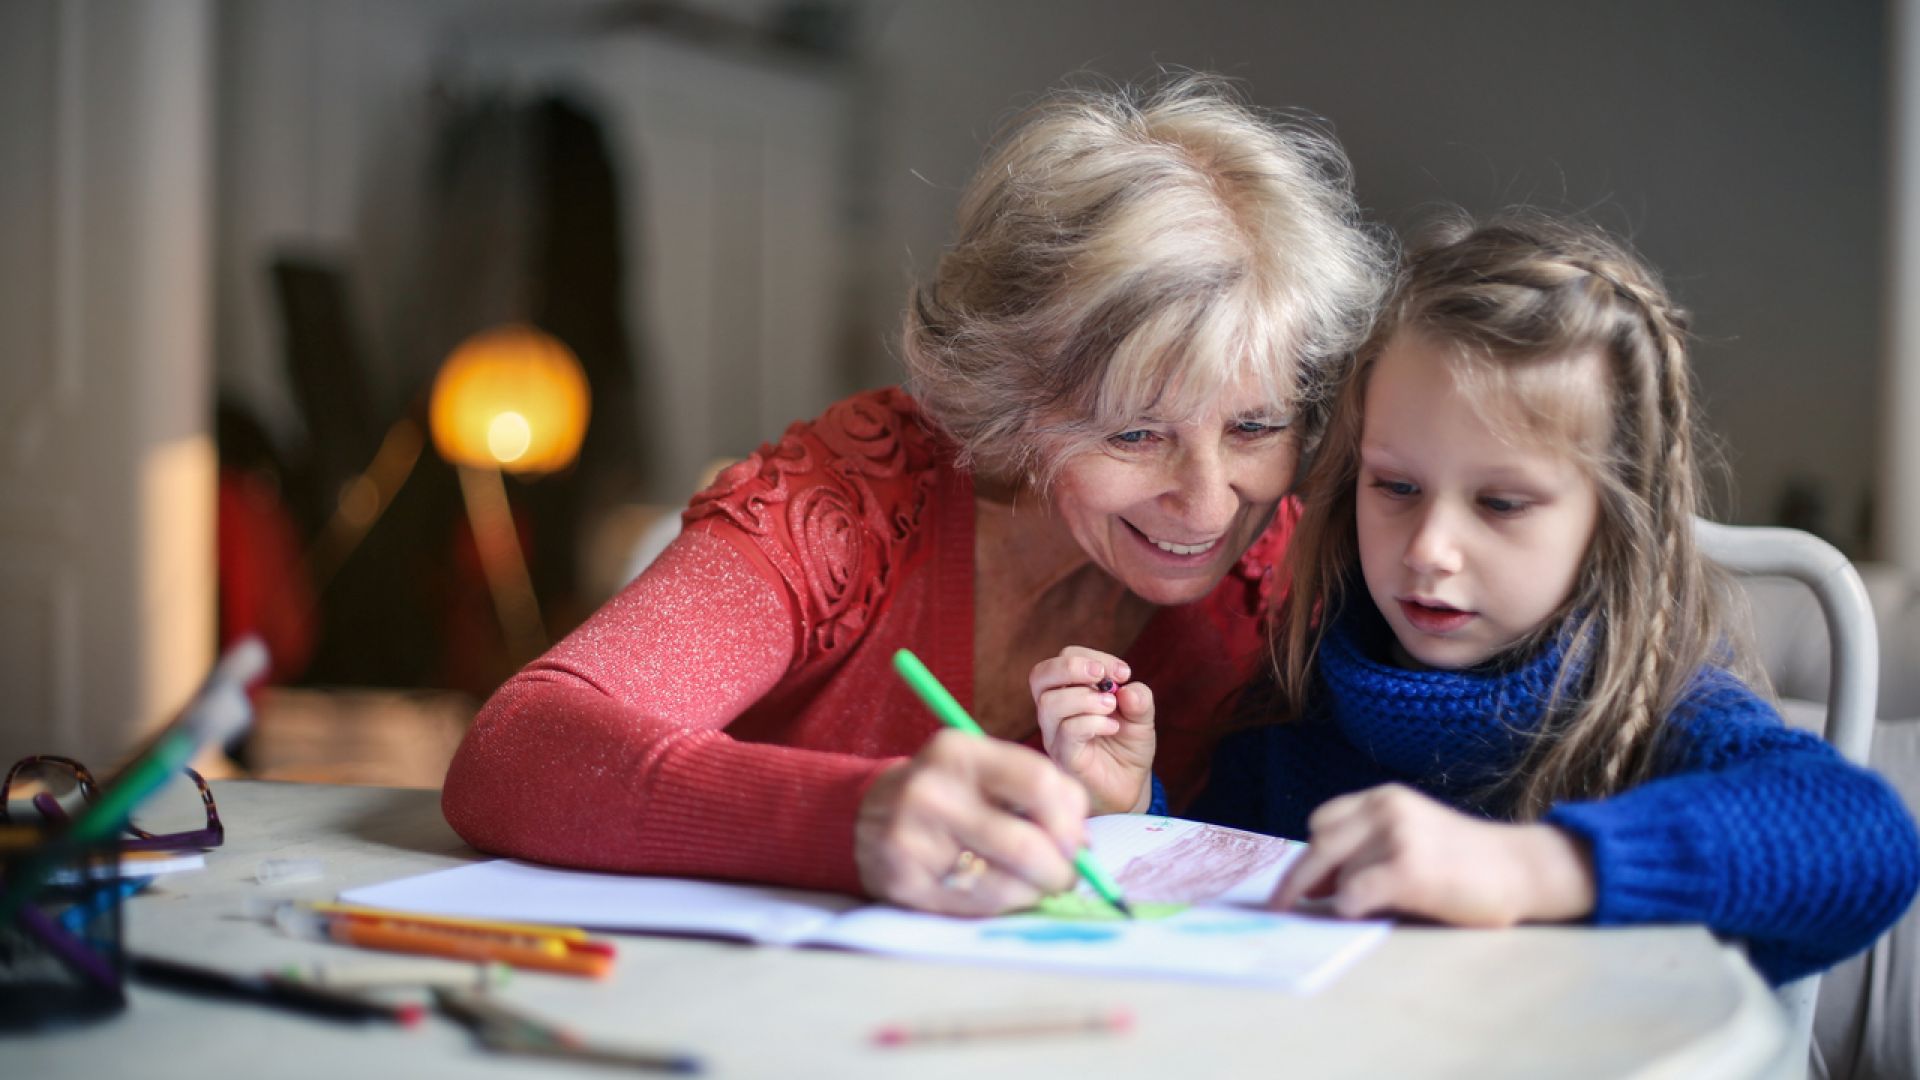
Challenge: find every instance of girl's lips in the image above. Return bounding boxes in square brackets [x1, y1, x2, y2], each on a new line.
[1398, 598, 1474, 635]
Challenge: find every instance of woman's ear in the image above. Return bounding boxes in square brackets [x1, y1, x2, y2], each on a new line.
[1289, 433, 1321, 496]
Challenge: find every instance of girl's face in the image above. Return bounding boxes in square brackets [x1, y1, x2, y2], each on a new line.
[1355, 332, 1603, 670]
[1049, 374, 1299, 606]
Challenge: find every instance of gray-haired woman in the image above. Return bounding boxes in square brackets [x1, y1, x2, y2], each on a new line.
[443, 74, 1389, 914]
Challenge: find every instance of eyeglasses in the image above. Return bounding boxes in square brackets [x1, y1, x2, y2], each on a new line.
[1, 755, 223, 851]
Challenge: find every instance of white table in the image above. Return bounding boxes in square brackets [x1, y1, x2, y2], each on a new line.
[5, 781, 1788, 1078]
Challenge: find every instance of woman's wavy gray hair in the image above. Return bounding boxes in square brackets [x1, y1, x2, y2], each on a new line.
[902, 73, 1392, 485]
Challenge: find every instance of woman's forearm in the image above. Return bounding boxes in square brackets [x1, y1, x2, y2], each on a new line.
[441, 530, 890, 891]
[443, 679, 892, 890]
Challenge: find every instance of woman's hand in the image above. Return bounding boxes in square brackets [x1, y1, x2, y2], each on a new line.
[1270, 784, 1597, 926]
[854, 730, 1088, 915]
[1030, 647, 1156, 816]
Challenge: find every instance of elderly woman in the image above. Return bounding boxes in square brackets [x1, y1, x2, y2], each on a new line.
[441, 75, 1388, 915]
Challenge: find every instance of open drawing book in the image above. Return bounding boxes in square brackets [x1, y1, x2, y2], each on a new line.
[343, 815, 1389, 993]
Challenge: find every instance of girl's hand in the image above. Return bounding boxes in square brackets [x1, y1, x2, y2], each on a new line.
[854, 730, 1088, 915]
[1270, 784, 1597, 926]
[1029, 647, 1156, 815]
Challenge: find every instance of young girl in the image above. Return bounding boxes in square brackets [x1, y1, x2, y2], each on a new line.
[1032, 213, 1920, 985]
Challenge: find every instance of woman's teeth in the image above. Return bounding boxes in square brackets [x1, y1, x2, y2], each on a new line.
[1151, 536, 1217, 556]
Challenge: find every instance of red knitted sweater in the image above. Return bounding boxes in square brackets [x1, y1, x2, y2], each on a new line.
[441, 388, 1294, 895]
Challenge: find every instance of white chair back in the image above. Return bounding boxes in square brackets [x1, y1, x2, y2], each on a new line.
[1695, 518, 1879, 1078]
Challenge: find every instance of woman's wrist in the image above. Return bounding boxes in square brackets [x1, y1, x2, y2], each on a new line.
[1516, 824, 1598, 922]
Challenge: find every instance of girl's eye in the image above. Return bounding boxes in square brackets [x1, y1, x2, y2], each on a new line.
[1480, 495, 1531, 516]
[1370, 478, 1417, 499]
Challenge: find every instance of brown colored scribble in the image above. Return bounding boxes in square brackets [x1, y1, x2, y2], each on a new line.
[1114, 827, 1293, 903]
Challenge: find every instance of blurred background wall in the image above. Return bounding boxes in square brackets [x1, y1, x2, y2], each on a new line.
[0, 0, 1901, 772]
[1, 2, 216, 769]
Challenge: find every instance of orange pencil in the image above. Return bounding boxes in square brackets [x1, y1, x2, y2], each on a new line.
[323, 919, 615, 979]
[302, 903, 616, 958]
[274, 905, 615, 979]
[333, 916, 566, 958]
[308, 902, 591, 944]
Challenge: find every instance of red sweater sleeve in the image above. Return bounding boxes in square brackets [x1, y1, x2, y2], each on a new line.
[440, 528, 890, 893]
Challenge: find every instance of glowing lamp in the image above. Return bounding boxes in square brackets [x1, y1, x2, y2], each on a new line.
[429, 324, 590, 474]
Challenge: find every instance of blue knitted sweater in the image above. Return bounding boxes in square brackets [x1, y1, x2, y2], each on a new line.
[1189, 602, 1920, 985]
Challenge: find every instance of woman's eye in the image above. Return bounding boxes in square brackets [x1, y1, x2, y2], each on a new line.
[1110, 429, 1157, 446]
[1234, 419, 1282, 436]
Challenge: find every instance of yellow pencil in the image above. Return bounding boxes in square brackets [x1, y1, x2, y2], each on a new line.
[306, 901, 589, 943]
[325, 919, 613, 978]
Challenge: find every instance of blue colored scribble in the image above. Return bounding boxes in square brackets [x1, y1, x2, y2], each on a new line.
[1171, 918, 1278, 936]
[982, 923, 1122, 944]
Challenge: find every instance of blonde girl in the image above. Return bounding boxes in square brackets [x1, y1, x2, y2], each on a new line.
[1032, 212, 1919, 984]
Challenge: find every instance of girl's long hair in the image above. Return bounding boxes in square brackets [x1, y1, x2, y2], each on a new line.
[1275, 210, 1757, 819]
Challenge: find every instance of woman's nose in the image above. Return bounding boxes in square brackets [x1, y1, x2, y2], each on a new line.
[1403, 505, 1464, 576]
[1165, 444, 1236, 532]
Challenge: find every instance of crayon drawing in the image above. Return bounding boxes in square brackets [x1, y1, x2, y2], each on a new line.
[1171, 917, 1281, 936]
[1113, 826, 1298, 903]
[981, 924, 1121, 944]
[1028, 894, 1186, 921]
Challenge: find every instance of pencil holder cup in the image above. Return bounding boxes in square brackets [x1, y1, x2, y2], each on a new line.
[0, 838, 128, 1029]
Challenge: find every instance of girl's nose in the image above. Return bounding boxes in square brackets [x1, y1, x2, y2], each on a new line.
[1404, 504, 1464, 576]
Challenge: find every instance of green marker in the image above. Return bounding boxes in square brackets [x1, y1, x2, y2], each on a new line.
[67, 729, 197, 846]
[67, 640, 264, 845]
[0, 637, 266, 926]
[891, 648, 1135, 919]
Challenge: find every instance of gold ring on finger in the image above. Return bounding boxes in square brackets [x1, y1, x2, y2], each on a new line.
[939, 849, 987, 891]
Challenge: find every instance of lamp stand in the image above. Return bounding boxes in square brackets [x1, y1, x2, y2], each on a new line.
[455, 465, 548, 664]
[307, 416, 427, 593]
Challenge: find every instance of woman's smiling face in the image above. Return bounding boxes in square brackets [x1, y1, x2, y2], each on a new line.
[1046, 375, 1300, 606]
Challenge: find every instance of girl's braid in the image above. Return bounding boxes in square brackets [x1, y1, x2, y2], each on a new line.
[1581, 257, 1696, 788]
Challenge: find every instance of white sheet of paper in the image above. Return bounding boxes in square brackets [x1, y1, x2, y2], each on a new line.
[807, 905, 1385, 992]
[341, 815, 1385, 992]
[342, 859, 860, 945]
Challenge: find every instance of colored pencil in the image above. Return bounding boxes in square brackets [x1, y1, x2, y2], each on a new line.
[306, 901, 595, 945]
[285, 902, 617, 960]
[131, 953, 425, 1027]
[278, 959, 511, 991]
[891, 648, 1135, 918]
[434, 987, 702, 1073]
[290, 911, 614, 979]
[874, 1005, 1135, 1046]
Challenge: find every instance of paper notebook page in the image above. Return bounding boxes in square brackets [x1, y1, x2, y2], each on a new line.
[339, 859, 861, 945]
[1086, 815, 1305, 907]
[805, 905, 1388, 992]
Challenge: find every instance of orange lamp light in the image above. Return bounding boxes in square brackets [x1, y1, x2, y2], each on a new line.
[428, 324, 590, 474]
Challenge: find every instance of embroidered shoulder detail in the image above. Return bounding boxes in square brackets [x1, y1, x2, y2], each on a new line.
[685, 388, 944, 662]
[1228, 497, 1298, 618]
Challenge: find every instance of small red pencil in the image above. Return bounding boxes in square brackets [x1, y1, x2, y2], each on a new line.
[873, 1006, 1134, 1047]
